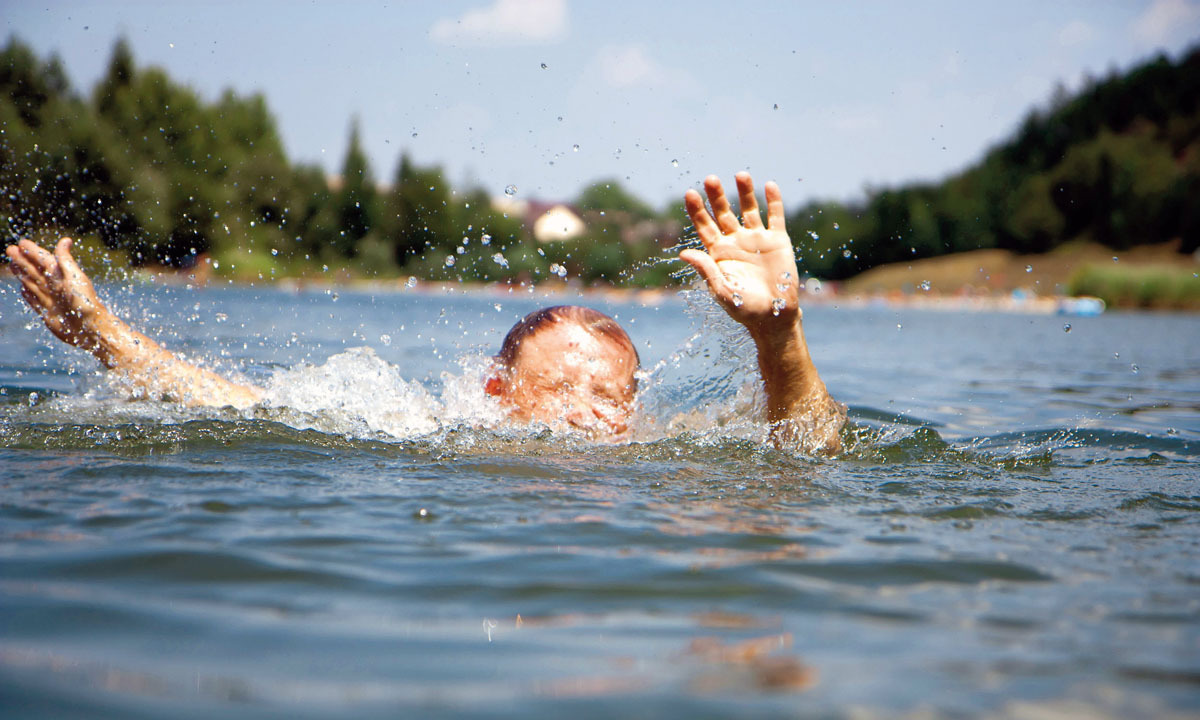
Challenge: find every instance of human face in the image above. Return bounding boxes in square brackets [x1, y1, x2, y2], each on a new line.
[487, 322, 637, 437]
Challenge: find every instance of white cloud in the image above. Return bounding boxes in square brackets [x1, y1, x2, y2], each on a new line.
[430, 0, 568, 47]
[597, 45, 666, 88]
[1058, 19, 1096, 48]
[1133, 0, 1200, 46]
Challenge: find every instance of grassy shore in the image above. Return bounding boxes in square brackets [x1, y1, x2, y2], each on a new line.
[841, 240, 1198, 310]
[1068, 263, 1200, 309]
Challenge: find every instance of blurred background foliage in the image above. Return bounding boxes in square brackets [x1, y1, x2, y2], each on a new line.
[2, 36, 1197, 289]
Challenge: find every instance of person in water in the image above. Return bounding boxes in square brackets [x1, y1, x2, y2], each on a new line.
[6, 172, 845, 453]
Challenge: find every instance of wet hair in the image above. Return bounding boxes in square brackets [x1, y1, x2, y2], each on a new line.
[496, 305, 640, 380]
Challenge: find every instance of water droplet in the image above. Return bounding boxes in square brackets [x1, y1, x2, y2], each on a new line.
[1130, 363, 1138, 374]
[481, 233, 492, 245]
[771, 297, 786, 316]
[897, 323, 902, 330]
[807, 230, 820, 240]
[1112, 256, 1119, 263]
[731, 293, 744, 307]
[456, 246, 466, 255]
[549, 263, 567, 278]
[773, 103, 779, 110]
[833, 222, 840, 230]
[406, 276, 418, 288]
[444, 256, 456, 267]
[504, 184, 517, 197]
[380, 334, 392, 345]
[572, 144, 580, 152]
[540, 63, 548, 69]
[842, 249, 852, 258]
[492, 252, 509, 268]
[671, 159, 678, 167]
[214, 313, 228, 323]
[780, 271, 792, 281]
[1063, 323, 1071, 333]
[919, 280, 931, 291]
[1025, 265, 1033, 273]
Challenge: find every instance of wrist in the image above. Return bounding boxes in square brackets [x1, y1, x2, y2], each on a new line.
[90, 313, 141, 369]
[750, 317, 825, 420]
[749, 313, 805, 355]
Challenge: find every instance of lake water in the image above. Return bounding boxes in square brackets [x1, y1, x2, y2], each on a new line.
[1, 280, 1198, 719]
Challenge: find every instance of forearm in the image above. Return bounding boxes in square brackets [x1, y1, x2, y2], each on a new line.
[750, 319, 844, 453]
[90, 309, 263, 409]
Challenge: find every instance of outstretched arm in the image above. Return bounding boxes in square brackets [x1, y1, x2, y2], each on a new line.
[6, 238, 262, 409]
[680, 173, 844, 454]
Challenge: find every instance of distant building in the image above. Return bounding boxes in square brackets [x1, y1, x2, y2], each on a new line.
[492, 197, 587, 243]
[532, 204, 586, 242]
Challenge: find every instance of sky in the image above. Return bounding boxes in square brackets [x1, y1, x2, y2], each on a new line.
[5, 0, 1199, 209]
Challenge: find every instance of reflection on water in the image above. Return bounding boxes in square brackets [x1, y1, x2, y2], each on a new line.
[1, 283, 1198, 718]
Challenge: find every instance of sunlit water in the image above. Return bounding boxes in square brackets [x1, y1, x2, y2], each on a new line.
[1, 280, 1198, 719]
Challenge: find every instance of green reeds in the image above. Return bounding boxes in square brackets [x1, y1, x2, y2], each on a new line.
[1068, 262, 1200, 309]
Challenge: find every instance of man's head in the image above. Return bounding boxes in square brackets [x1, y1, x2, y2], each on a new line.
[485, 305, 639, 436]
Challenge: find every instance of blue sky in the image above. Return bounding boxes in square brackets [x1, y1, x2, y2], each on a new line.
[6, 1, 1199, 209]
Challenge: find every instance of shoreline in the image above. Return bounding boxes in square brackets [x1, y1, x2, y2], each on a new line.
[3, 270, 1113, 315]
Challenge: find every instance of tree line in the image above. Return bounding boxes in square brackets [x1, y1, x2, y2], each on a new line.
[793, 45, 1199, 280]
[2, 36, 1197, 286]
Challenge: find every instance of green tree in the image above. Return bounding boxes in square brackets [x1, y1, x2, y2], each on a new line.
[332, 119, 376, 257]
[385, 153, 456, 265]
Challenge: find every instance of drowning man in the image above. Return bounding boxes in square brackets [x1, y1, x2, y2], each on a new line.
[6, 173, 846, 454]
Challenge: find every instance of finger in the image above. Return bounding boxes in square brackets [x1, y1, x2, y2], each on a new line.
[55, 237, 89, 286]
[5, 243, 21, 273]
[18, 239, 58, 276]
[764, 181, 786, 231]
[735, 172, 763, 229]
[8, 250, 51, 294]
[17, 272, 54, 313]
[684, 188, 722, 248]
[704, 175, 740, 235]
[679, 248, 729, 299]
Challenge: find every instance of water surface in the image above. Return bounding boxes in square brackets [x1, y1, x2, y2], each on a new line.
[2, 281, 1197, 718]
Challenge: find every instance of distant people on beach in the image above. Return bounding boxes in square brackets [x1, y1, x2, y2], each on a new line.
[6, 173, 845, 453]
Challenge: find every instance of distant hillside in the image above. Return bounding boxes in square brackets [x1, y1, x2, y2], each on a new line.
[789, 45, 1200, 281]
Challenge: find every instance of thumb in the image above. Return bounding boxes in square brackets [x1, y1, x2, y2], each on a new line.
[679, 249, 728, 299]
[55, 237, 87, 282]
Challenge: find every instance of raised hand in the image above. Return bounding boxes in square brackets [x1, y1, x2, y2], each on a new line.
[679, 172, 800, 339]
[6, 238, 112, 355]
[679, 172, 843, 454]
[6, 237, 262, 408]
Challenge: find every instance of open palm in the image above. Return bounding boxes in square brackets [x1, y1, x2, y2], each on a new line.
[6, 238, 107, 351]
[680, 173, 801, 332]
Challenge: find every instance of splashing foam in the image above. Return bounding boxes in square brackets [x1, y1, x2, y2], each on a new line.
[631, 287, 766, 443]
[262, 347, 507, 439]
